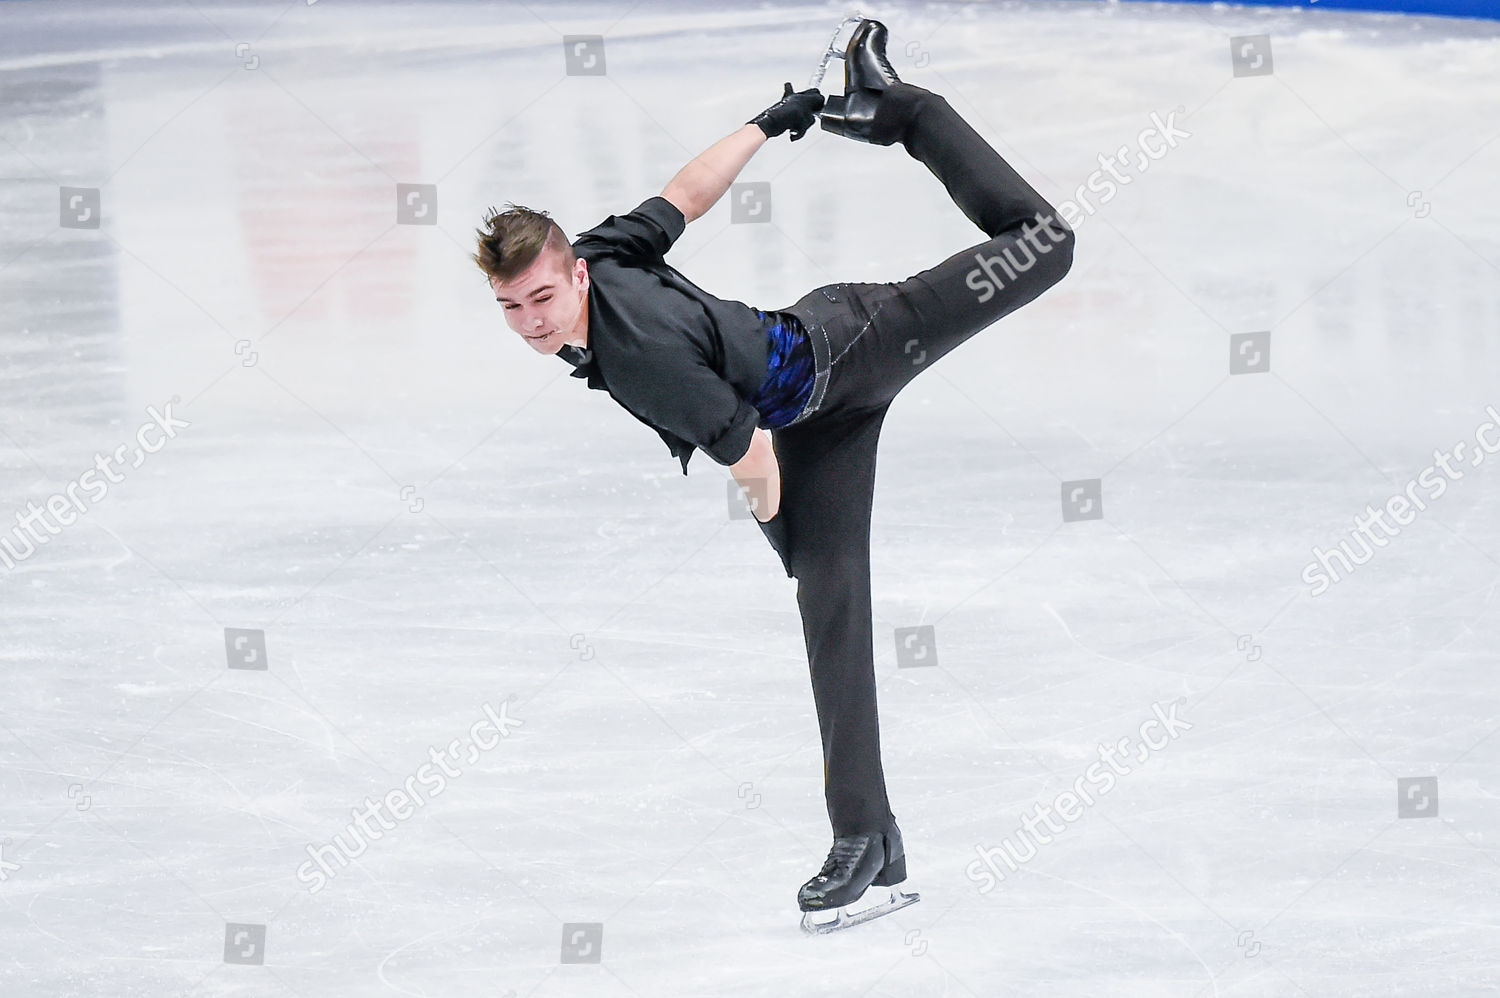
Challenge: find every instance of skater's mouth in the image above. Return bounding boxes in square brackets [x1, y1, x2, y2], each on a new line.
[526, 330, 555, 341]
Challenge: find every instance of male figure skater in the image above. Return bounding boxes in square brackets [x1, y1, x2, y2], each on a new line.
[472, 19, 1074, 933]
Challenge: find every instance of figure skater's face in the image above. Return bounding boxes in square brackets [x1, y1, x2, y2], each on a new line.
[491, 248, 589, 354]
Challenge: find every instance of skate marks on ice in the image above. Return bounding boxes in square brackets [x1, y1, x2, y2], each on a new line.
[3, 0, 1500, 996]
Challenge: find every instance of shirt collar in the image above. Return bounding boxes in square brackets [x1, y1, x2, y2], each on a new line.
[559, 343, 604, 389]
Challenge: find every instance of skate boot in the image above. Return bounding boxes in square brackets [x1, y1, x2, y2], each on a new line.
[798, 823, 921, 934]
[818, 18, 905, 146]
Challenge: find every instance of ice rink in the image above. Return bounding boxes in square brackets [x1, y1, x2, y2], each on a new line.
[2, 0, 1499, 994]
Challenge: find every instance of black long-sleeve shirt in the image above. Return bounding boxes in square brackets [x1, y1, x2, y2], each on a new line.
[557, 196, 772, 476]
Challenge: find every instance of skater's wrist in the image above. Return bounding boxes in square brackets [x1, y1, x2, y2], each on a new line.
[749, 81, 825, 142]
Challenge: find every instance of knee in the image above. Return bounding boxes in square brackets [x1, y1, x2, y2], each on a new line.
[970, 213, 1075, 298]
[1049, 218, 1075, 282]
[1032, 210, 1075, 283]
[1007, 210, 1074, 292]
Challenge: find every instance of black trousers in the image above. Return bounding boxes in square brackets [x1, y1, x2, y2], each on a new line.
[758, 84, 1075, 838]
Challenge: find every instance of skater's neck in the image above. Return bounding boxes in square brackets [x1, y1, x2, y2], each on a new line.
[565, 288, 590, 350]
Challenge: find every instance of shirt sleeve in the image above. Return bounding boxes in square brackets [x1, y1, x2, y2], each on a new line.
[572, 195, 686, 261]
[620, 347, 760, 467]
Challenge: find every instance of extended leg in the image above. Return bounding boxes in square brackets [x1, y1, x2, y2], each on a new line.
[804, 86, 1077, 411]
[876, 83, 1063, 239]
[892, 85, 1076, 382]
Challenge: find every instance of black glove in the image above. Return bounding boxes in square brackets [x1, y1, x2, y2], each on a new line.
[755, 509, 794, 579]
[749, 82, 825, 141]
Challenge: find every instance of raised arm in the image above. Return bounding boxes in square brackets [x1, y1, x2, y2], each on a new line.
[660, 124, 767, 224]
[661, 83, 825, 224]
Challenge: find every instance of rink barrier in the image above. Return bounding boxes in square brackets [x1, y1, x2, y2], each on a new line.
[1110, 0, 1500, 20]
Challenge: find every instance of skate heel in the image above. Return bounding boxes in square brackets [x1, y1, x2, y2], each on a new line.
[818, 94, 849, 133]
[872, 854, 905, 885]
[872, 833, 906, 886]
[817, 90, 887, 143]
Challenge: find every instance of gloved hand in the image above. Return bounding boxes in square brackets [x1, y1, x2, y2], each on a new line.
[749, 82, 826, 141]
[756, 509, 794, 579]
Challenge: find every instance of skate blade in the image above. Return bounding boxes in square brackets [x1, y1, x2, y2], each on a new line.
[806, 13, 868, 92]
[799, 885, 921, 936]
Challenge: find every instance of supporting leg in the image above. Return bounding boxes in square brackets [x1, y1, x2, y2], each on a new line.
[772, 402, 896, 837]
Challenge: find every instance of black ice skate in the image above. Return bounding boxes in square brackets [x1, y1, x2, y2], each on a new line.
[798, 825, 921, 935]
[815, 18, 905, 146]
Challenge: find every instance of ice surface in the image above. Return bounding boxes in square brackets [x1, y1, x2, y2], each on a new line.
[2, 1, 1498, 995]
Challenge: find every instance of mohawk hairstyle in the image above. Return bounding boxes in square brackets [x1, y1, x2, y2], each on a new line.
[472, 203, 574, 285]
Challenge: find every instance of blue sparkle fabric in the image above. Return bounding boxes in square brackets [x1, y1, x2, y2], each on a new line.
[747, 309, 815, 429]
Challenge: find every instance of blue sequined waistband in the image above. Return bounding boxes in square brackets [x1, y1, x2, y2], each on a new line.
[748, 309, 816, 429]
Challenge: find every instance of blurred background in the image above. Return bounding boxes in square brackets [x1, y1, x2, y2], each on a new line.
[2, 1, 1498, 995]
